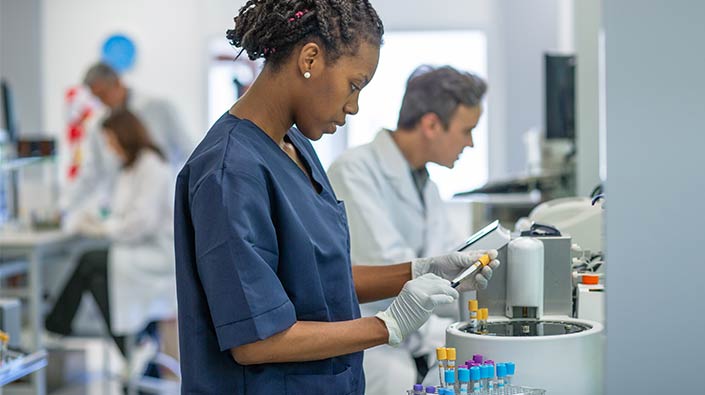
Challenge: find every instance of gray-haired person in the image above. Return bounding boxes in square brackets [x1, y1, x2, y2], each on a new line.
[327, 65, 490, 395]
[62, 62, 197, 224]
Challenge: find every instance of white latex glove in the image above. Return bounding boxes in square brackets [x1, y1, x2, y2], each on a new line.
[411, 250, 500, 292]
[375, 273, 459, 346]
[75, 212, 107, 238]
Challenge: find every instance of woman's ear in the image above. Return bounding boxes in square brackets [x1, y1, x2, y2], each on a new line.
[297, 42, 323, 79]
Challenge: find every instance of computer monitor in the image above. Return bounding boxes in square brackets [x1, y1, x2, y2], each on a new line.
[545, 54, 575, 140]
[1, 79, 18, 142]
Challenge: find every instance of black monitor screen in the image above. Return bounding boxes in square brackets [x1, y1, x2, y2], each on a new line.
[1, 79, 18, 142]
[545, 54, 575, 140]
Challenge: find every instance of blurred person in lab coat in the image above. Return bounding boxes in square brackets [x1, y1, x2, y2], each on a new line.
[61, 62, 196, 228]
[46, 109, 177, 373]
[328, 65, 489, 394]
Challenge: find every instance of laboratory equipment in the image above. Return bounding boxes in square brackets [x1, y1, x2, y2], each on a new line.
[450, 255, 491, 288]
[437, 347, 447, 387]
[447, 316, 602, 394]
[454, 220, 511, 253]
[576, 274, 604, 323]
[506, 238, 544, 318]
[469, 366, 480, 394]
[445, 369, 455, 390]
[0, 299, 21, 349]
[478, 232, 573, 319]
[524, 196, 603, 252]
[496, 363, 507, 393]
[458, 367, 469, 395]
[446, 225, 604, 394]
[446, 348, 456, 375]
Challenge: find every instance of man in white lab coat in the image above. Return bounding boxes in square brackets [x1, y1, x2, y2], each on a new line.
[61, 62, 197, 223]
[328, 66, 488, 394]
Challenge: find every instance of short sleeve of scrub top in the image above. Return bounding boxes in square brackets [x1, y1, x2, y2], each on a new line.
[174, 113, 364, 394]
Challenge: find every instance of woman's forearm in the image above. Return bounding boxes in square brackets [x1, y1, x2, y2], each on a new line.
[352, 263, 411, 303]
[230, 317, 388, 365]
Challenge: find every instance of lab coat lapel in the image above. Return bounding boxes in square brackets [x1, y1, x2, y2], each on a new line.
[371, 130, 425, 214]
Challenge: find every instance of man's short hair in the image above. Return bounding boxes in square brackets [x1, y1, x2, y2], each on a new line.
[83, 62, 120, 86]
[397, 65, 487, 130]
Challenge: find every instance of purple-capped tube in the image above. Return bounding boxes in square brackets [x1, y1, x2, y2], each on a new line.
[413, 384, 424, 395]
[472, 354, 483, 364]
[425, 385, 437, 393]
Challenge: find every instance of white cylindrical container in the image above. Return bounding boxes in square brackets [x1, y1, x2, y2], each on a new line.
[506, 237, 544, 318]
[447, 317, 605, 395]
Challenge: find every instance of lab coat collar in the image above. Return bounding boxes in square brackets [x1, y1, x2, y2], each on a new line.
[371, 129, 425, 213]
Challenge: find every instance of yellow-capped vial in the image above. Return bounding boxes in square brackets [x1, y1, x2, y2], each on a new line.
[447, 347, 456, 361]
[437, 347, 448, 387]
[480, 308, 489, 320]
[479, 308, 489, 333]
[436, 347, 447, 361]
[468, 299, 479, 331]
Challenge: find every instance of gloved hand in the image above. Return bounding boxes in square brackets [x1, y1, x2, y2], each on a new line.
[75, 212, 107, 238]
[375, 273, 459, 346]
[411, 250, 500, 292]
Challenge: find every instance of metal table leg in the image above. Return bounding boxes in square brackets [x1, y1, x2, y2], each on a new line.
[28, 249, 46, 395]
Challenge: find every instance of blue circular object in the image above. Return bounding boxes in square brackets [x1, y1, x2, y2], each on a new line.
[101, 34, 136, 73]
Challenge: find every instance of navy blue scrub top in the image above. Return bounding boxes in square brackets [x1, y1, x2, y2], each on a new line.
[174, 113, 364, 394]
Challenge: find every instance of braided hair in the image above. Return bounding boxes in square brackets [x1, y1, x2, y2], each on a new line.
[226, 0, 384, 68]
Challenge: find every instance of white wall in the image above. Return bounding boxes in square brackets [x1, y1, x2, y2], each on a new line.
[494, 0, 562, 177]
[1, 0, 43, 135]
[604, 1, 705, 393]
[41, 0, 208, 141]
[574, 0, 601, 196]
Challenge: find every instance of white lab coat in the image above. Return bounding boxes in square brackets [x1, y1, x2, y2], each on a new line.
[61, 89, 196, 217]
[328, 130, 462, 395]
[103, 150, 177, 335]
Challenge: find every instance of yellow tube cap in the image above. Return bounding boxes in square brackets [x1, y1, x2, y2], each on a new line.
[468, 299, 479, 312]
[436, 347, 447, 360]
[480, 308, 489, 320]
[447, 347, 456, 360]
[479, 254, 491, 266]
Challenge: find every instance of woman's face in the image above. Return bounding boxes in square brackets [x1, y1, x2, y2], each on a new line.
[293, 41, 380, 140]
[103, 128, 127, 163]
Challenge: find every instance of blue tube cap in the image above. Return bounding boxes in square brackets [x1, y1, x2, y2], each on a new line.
[482, 364, 493, 378]
[496, 363, 507, 377]
[458, 367, 470, 382]
[470, 366, 481, 381]
[445, 369, 455, 384]
[506, 362, 516, 375]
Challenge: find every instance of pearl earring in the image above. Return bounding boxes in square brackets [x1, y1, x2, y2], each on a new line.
[304, 71, 311, 79]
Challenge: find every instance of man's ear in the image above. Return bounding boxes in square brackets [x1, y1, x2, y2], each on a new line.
[419, 112, 444, 139]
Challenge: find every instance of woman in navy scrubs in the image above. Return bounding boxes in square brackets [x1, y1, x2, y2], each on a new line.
[174, 1, 499, 393]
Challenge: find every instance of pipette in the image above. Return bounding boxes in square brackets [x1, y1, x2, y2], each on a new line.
[450, 254, 491, 288]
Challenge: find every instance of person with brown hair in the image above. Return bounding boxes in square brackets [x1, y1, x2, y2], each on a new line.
[46, 109, 177, 377]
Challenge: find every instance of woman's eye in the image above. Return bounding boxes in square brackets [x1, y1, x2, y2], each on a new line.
[350, 83, 360, 93]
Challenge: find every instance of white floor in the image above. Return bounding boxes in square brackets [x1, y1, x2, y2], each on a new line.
[47, 336, 126, 395]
